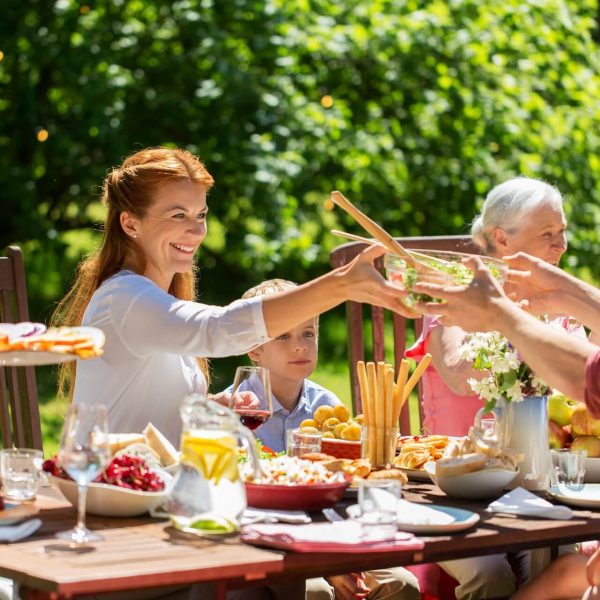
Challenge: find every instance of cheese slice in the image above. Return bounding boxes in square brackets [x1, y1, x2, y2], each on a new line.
[143, 422, 179, 467]
[108, 433, 146, 455]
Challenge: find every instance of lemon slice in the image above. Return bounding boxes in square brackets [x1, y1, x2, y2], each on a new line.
[180, 431, 238, 483]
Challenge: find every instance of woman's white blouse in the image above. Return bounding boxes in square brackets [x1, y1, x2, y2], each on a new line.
[74, 271, 269, 444]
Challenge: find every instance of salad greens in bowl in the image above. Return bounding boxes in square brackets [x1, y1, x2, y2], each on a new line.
[385, 250, 508, 306]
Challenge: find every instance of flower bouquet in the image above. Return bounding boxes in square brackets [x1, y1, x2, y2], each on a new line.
[459, 331, 552, 490]
[459, 331, 550, 412]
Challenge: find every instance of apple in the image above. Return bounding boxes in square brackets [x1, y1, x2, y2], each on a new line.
[548, 420, 570, 449]
[571, 404, 600, 437]
[548, 391, 579, 427]
[570, 435, 600, 458]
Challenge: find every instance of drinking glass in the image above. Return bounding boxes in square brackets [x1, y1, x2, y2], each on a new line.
[550, 448, 586, 492]
[0, 448, 44, 502]
[56, 404, 110, 543]
[286, 428, 322, 457]
[230, 366, 273, 431]
[357, 479, 401, 541]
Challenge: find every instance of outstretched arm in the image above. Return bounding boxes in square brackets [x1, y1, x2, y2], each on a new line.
[413, 256, 597, 402]
[504, 252, 600, 334]
[262, 243, 416, 337]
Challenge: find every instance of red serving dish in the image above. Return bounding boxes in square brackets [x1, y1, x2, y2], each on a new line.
[245, 481, 349, 511]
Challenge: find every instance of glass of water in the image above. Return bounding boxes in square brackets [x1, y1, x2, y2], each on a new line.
[286, 428, 322, 458]
[56, 404, 110, 544]
[0, 448, 44, 502]
[357, 479, 401, 541]
[550, 448, 586, 492]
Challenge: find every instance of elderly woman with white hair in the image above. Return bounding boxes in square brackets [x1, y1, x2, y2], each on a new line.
[406, 176, 582, 600]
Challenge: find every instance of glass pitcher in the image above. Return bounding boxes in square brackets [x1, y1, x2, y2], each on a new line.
[168, 394, 260, 535]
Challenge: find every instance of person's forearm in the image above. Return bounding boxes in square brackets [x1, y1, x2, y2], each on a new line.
[261, 269, 347, 337]
[495, 299, 595, 401]
[558, 277, 600, 333]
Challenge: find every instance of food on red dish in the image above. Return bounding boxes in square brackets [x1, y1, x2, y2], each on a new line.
[241, 455, 347, 485]
[43, 454, 165, 492]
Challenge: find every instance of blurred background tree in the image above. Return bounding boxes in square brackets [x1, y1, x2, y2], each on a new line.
[1, 0, 600, 417]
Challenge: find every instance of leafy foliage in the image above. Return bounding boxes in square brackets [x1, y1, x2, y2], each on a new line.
[2, 0, 600, 316]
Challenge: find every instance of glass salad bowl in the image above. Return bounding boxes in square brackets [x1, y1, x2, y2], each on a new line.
[384, 250, 508, 307]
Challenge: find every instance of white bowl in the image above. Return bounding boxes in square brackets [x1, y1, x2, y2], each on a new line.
[424, 461, 517, 500]
[584, 457, 600, 483]
[51, 476, 170, 517]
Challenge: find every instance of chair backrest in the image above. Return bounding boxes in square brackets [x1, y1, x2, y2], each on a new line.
[0, 246, 42, 450]
[330, 235, 484, 435]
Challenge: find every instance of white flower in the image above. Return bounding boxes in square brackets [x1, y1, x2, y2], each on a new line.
[460, 329, 549, 409]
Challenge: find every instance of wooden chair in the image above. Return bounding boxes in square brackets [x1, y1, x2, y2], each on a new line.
[330, 235, 484, 435]
[0, 246, 42, 450]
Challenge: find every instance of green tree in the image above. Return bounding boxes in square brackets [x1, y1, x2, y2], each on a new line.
[1, 0, 600, 320]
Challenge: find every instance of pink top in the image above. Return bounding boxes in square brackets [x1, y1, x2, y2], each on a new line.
[406, 315, 586, 436]
[585, 348, 600, 418]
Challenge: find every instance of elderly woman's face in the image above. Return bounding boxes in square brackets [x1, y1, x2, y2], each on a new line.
[497, 202, 567, 265]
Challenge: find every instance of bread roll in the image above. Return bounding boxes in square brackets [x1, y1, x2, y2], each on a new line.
[367, 468, 408, 484]
[435, 453, 487, 478]
[143, 423, 179, 466]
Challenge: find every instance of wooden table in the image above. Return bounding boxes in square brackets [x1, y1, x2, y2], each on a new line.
[6, 482, 600, 599]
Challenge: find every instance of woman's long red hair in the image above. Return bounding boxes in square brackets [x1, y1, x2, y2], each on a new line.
[52, 147, 214, 400]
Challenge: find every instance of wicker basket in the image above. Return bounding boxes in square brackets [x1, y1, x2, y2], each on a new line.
[321, 438, 362, 460]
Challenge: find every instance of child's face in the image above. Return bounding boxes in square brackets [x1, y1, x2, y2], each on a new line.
[252, 318, 318, 382]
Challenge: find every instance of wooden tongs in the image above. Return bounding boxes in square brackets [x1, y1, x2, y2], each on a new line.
[330, 191, 437, 272]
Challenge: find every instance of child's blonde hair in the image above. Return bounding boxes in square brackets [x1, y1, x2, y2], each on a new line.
[242, 278, 298, 299]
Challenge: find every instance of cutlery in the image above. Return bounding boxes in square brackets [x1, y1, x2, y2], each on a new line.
[322, 507, 344, 523]
[330, 229, 454, 267]
[329, 191, 437, 273]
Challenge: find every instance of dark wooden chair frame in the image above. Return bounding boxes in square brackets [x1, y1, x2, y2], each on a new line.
[0, 246, 42, 450]
[330, 235, 484, 435]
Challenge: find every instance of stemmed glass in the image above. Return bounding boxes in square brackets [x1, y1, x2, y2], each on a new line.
[230, 366, 273, 431]
[56, 404, 110, 544]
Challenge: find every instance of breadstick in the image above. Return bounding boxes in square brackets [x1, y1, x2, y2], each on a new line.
[384, 365, 396, 464]
[376, 362, 386, 466]
[367, 362, 378, 464]
[357, 361, 370, 427]
[402, 353, 432, 403]
[392, 359, 410, 427]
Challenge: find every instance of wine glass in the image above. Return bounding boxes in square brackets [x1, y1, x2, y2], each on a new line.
[56, 403, 110, 544]
[230, 366, 273, 430]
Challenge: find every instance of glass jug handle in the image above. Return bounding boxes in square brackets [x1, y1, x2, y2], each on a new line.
[237, 424, 261, 481]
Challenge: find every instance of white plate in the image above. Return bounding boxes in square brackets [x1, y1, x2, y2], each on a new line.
[347, 503, 480, 534]
[548, 484, 600, 508]
[52, 476, 170, 517]
[584, 458, 600, 483]
[0, 327, 104, 366]
[424, 461, 518, 500]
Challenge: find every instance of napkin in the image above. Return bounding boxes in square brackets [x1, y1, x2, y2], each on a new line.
[240, 521, 425, 553]
[487, 487, 573, 520]
[242, 508, 311, 525]
[0, 519, 42, 543]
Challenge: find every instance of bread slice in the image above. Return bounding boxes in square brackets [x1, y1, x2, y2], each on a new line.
[435, 453, 487, 478]
[108, 433, 146, 455]
[143, 423, 179, 466]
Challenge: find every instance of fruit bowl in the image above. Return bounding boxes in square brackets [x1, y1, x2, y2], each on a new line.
[51, 476, 171, 517]
[424, 461, 517, 500]
[385, 250, 508, 307]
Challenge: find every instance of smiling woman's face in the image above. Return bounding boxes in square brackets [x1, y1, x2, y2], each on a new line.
[492, 201, 567, 265]
[125, 179, 209, 289]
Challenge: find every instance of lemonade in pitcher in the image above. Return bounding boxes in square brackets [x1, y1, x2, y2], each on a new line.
[168, 394, 260, 535]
